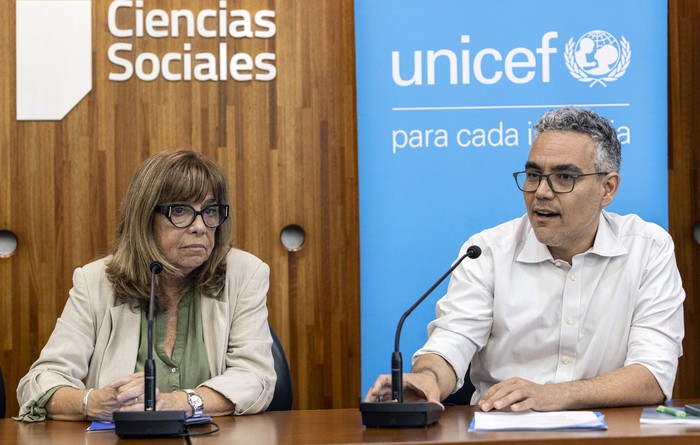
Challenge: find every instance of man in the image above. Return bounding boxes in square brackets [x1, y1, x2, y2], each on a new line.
[364, 107, 685, 412]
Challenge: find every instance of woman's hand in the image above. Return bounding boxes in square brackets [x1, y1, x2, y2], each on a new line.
[85, 384, 124, 421]
[109, 372, 165, 414]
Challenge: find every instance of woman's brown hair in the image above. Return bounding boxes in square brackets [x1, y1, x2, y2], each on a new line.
[106, 150, 233, 307]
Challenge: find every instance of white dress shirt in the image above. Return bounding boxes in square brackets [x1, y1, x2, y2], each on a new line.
[414, 211, 685, 402]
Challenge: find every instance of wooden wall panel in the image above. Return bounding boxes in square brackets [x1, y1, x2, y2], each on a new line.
[1, 0, 697, 420]
[0, 0, 359, 417]
[669, 0, 700, 399]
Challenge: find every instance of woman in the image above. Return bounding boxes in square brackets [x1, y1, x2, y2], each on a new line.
[16, 150, 276, 421]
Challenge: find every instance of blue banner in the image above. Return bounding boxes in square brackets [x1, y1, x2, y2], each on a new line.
[355, 0, 668, 394]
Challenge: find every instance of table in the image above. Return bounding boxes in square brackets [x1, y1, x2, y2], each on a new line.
[3, 402, 700, 444]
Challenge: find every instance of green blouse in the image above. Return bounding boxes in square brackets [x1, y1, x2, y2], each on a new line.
[136, 289, 211, 392]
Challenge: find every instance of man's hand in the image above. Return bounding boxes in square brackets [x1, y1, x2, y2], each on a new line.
[478, 365, 665, 412]
[364, 354, 458, 407]
[363, 372, 444, 407]
[478, 377, 563, 412]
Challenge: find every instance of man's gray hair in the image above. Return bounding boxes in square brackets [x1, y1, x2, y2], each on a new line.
[534, 107, 621, 172]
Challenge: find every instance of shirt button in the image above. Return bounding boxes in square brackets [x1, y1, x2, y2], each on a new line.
[171, 368, 177, 373]
[562, 357, 570, 365]
[554, 261, 561, 267]
[569, 275, 577, 281]
[566, 317, 575, 325]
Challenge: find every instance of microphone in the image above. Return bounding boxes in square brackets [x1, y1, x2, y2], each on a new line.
[144, 261, 163, 411]
[113, 261, 187, 438]
[360, 245, 482, 428]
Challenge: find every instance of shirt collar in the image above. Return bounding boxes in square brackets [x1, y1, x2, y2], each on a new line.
[590, 211, 628, 257]
[517, 211, 628, 264]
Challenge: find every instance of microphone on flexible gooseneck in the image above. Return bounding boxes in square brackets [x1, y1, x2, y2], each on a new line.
[113, 260, 187, 438]
[144, 261, 163, 411]
[360, 245, 482, 428]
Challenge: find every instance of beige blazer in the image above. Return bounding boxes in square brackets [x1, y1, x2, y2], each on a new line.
[17, 248, 276, 417]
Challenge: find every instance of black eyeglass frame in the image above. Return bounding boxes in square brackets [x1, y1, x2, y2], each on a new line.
[512, 171, 610, 194]
[155, 204, 230, 228]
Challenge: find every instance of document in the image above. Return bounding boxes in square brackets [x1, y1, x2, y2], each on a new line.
[86, 416, 212, 432]
[640, 407, 700, 425]
[468, 410, 607, 431]
[86, 421, 115, 432]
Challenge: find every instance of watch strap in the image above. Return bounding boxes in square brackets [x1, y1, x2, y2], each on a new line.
[183, 389, 204, 418]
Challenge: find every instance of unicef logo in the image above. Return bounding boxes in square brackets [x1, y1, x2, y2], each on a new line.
[565, 30, 631, 87]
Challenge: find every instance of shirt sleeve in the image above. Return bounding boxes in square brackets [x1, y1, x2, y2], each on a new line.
[16, 266, 96, 419]
[624, 231, 685, 400]
[13, 386, 65, 422]
[199, 255, 276, 414]
[412, 240, 494, 392]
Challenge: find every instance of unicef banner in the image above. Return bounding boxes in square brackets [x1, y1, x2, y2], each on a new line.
[354, 0, 668, 392]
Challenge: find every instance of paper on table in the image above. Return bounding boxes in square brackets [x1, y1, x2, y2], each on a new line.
[469, 410, 607, 431]
[640, 407, 700, 425]
[86, 421, 114, 432]
[86, 416, 213, 432]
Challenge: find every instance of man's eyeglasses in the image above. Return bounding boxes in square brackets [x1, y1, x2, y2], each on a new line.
[513, 171, 609, 194]
[155, 204, 229, 228]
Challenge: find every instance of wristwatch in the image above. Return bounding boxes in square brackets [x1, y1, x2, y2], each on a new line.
[183, 389, 204, 419]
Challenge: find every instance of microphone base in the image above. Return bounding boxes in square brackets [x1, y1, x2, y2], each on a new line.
[113, 410, 187, 438]
[359, 401, 442, 428]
